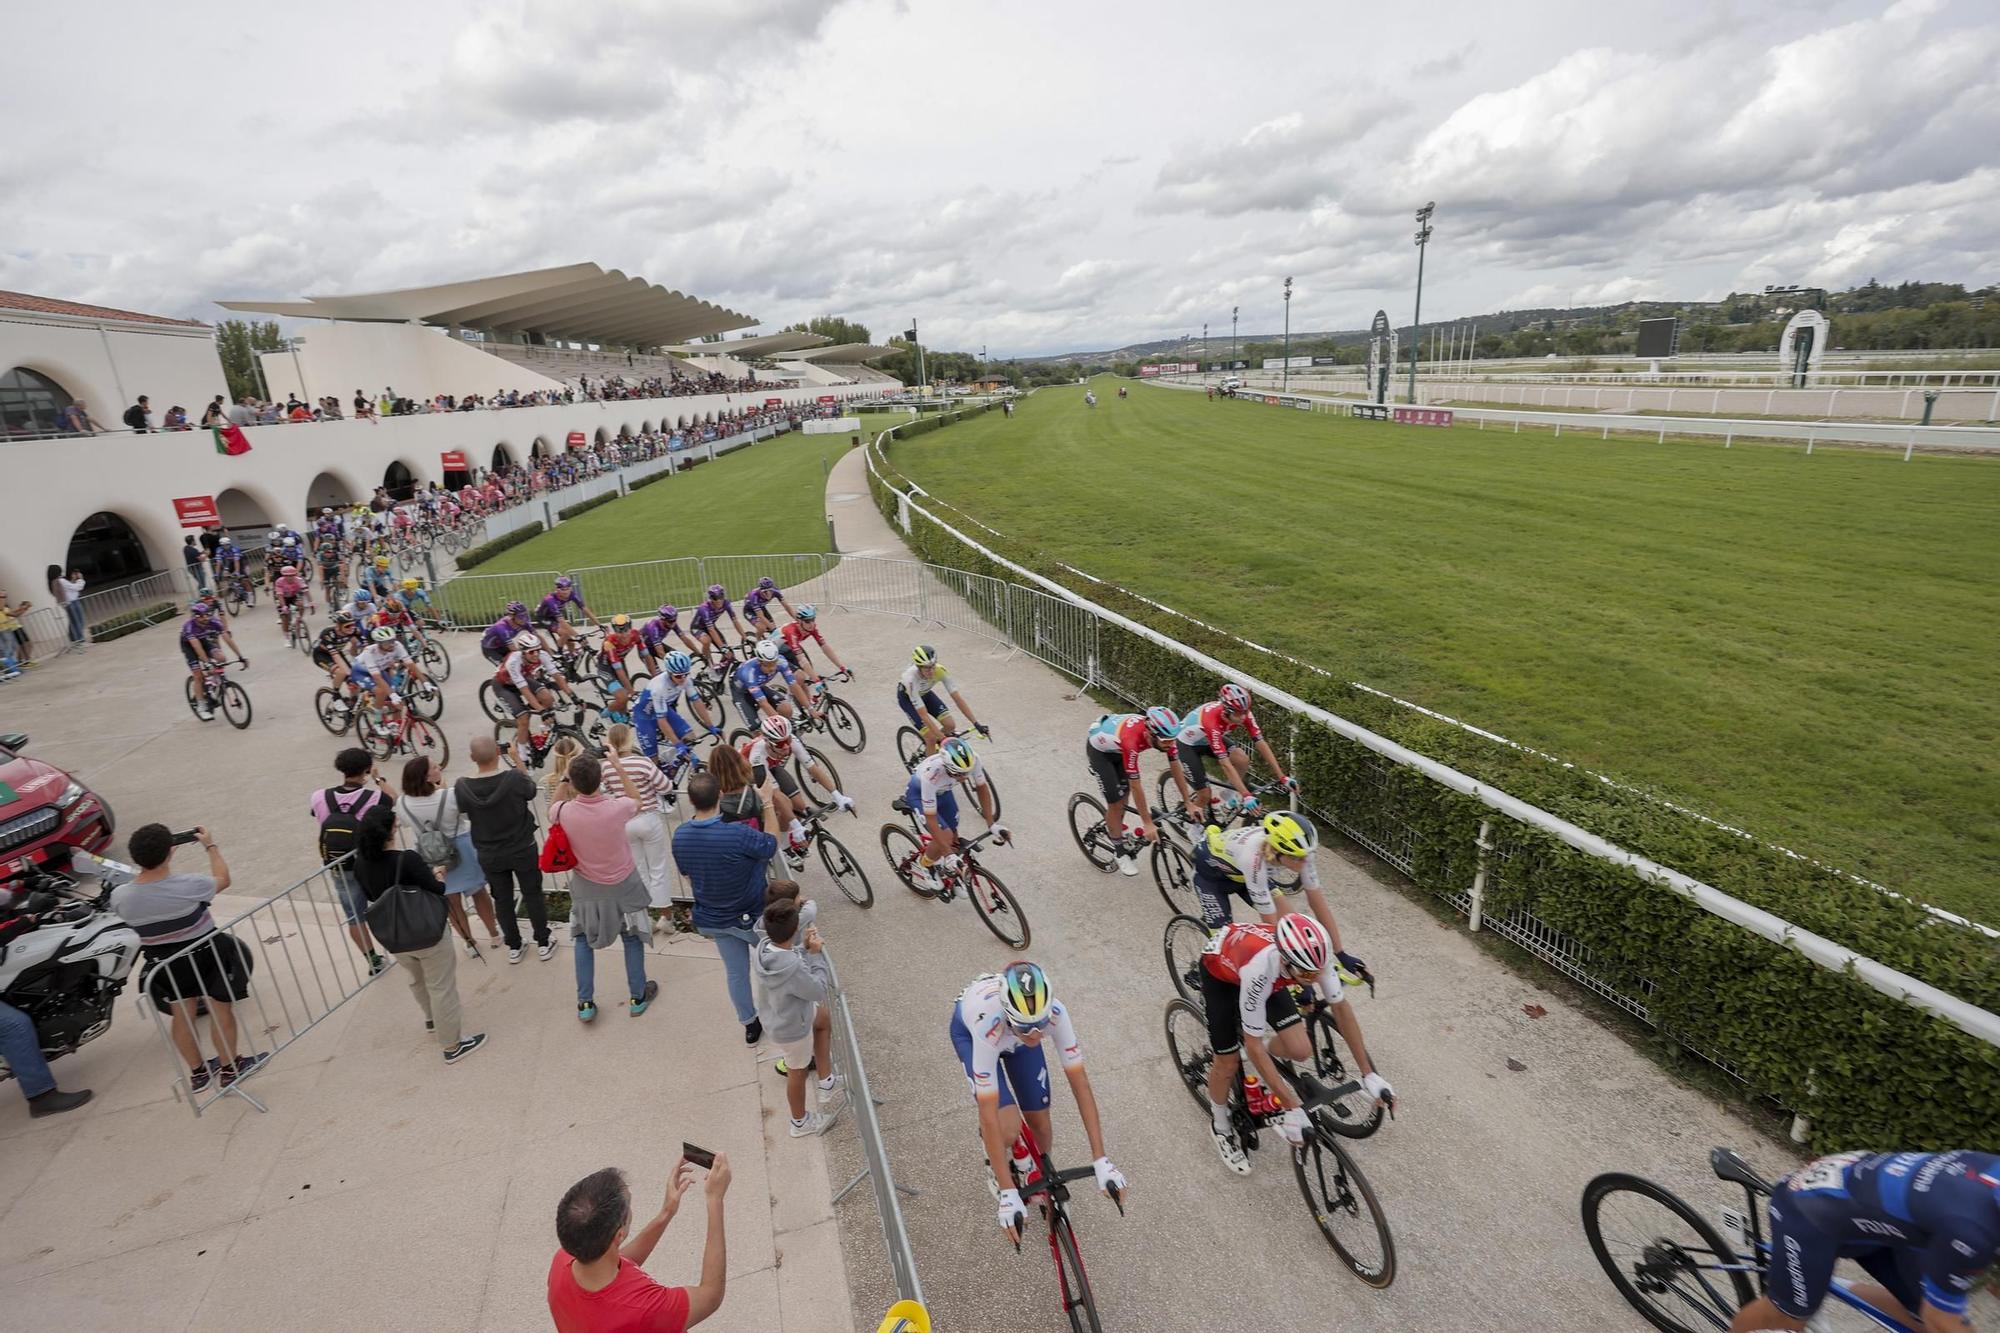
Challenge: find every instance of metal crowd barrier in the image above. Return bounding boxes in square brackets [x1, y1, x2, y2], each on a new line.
[823, 953, 925, 1310]
[142, 854, 390, 1117]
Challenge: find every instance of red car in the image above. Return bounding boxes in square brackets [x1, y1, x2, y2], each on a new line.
[0, 732, 114, 887]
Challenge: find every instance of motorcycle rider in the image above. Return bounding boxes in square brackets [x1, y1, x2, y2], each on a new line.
[0, 900, 95, 1117]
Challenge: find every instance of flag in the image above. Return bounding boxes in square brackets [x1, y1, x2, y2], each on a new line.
[212, 422, 252, 456]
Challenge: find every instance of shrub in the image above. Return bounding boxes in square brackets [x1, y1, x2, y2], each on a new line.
[90, 601, 177, 642]
[629, 467, 675, 491]
[558, 492, 618, 521]
[869, 411, 2000, 1149]
[456, 522, 547, 569]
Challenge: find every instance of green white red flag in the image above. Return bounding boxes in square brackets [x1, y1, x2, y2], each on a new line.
[211, 423, 252, 456]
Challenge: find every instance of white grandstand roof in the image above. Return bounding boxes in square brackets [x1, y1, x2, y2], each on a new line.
[668, 331, 830, 357]
[788, 342, 895, 364]
[218, 262, 755, 348]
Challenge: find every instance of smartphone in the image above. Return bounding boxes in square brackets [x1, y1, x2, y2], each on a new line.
[169, 829, 202, 847]
[681, 1142, 715, 1171]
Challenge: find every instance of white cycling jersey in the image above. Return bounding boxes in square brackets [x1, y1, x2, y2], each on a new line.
[352, 642, 411, 678]
[910, 750, 986, 811]
[1199, 824, 1320, 915]
[899, 662, 954, 703]
[644, 671, 692, 712]
[746, 736, 793, 774]
[501, 649, 557, 692]
[954, 973, 1083, 1094]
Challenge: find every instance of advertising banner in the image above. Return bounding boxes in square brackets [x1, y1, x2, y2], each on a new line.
[565, 431, 587, 447]
[440, 450, 468, 470]
[1391, 407, 1454, 427]
[765, 397, 783, 407]
[1350, 403, 1391, 421]
[817, 394, 837, 403]
[1139, 365, 1161, 377]
[1311, 356, 1338, 366]
[172, 495, 219, 528]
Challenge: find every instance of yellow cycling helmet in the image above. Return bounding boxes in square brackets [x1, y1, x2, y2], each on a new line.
[400, 577, 420, 590]
[878, 1301, 930, 1333]
[1262, 811, 1317, 858]
[373, 555, 390, 568]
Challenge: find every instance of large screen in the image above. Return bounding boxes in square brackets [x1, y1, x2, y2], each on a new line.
[1635, 317, 1678, 358]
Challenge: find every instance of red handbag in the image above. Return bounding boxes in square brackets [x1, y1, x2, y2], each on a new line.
[539, 803, 578, 873]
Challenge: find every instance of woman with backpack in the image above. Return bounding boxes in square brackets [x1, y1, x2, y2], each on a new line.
[399, 755, 502, 957]
[350, 805, 487, 1064]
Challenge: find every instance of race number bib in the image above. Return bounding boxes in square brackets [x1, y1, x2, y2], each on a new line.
[1791, 1151, 1868, 1194]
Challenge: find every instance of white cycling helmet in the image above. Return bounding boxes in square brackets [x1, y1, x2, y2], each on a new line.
[755, 639, 782, 663]
[370, 626, 397, 643]
[513, 631, 541, 650]
[760, 714, 793, 744]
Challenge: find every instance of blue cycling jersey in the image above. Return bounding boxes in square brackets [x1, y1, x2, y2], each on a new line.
[1781, 1150, 2000, 1316]
[732, 659, 794, 702]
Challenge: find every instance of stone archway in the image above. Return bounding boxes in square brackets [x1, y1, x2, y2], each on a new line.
[64, 509, 160, 585]
[383, 459, 418, 502]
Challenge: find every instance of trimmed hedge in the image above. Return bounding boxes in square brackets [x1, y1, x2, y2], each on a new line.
[456, 521, 547, 569]
[628, 466, 675, 491]
[870, 409, 2000, 1149]
[558, 492, 619, 522]
[91, 601, 178, 642]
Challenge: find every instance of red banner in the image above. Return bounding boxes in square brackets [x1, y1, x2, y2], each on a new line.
[818, 394, 837, 403]
[1139, 365, 1161, 377]
[1391, 408, 1454, 427]
[764, 397, 783, 407]
[440, 450, 468, 470]
[565, 431, 586, 448]
[172, 495, 219, 528]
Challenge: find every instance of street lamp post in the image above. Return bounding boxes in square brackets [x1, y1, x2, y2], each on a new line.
[1407, 202, 1434, 404]
[1231, 305, 1239, 373]
[1281, 276, 1294, 392]
[1202, 321, 1208, 382]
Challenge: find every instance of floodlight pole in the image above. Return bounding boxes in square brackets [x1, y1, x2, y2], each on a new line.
[1282, 276, 1294, 392]
[1202, 322, 1208, 382]
[1408, 202, 1435, 404]
[1231, 306, 1239, 372]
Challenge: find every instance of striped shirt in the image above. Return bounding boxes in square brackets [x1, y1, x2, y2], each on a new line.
[610, 752, 669, 806]
[110, 874, 218, 947]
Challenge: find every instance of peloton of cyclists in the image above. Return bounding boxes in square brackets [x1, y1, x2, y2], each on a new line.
[900, 736, 1007, 892]
[898, 645, 989, 755]
[1173, 683, 1297, 827]
[1084, 706, 1189, 875]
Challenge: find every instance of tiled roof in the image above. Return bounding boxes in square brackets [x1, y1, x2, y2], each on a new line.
[0, 290, 208, 328]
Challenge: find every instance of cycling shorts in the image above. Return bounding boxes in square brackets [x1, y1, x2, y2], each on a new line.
[481, 643, 509, 667]
[180, 640, 218, 667]
[777, 644, 805, 672]
[1176, 739, 1222, 790]
[1200, 966, 1301, 1058]
[897, 687, 947, 728]
[311, 646, 340, 670]
[754, 760, 801, 800]
[948, 1006, 1050, 1113]
[1765, 1188, 1925, 1321]
[595, 656, 629, 687]
[1191, 853, 1256, 931]
[493, 682, 531, 719]
[904, 776, 961, 831]
[1086, 744, 1129, 804]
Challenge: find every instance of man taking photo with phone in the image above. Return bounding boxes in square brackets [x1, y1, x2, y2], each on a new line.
[549, 1150, 732, 1332]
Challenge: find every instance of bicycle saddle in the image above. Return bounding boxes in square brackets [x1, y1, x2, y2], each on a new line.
[1710, 1147, 1775, 1193]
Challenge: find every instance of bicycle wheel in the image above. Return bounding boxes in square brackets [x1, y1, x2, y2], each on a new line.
[1162, 998, 1216, 1113]
[223, 589, 242, 618]
[419, 637, 451, 681]
[1304, 1007, 1385, 1139]
[819, 696, 866, 753]
[879, 824, 936, 897]
[968, 864, 1029, 948]
[1163, 914, 1211, 1007]
[1066, 792, 1119, 872]
[895, 725, 925, 772]
[567, 703, 607, 752]
[726, 727, 752, 750]
[1581, 1173, 1753, 1333]
[979, 764, 1004, 820]
[404, 716, 450, 768]
[816, 832, 875, 908]
[1052, 1211, 1104, 1333]
[314, 688, 351, 735]
[215, 681, 252, 729]
[407, 678, 445, 722]
[1152, 839, 1202, 916]
[1294, 1131, 1396, 1288]
[478, 680, 508, 724]
[795, 744, 841, 806]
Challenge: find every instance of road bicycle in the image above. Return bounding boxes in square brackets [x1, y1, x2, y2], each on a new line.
[790, 806, 874, 909]
[894, 722, 1002, 817]
[797, 670, 865, 754]
[1064, 791, 1189, 908]
[1154, 771, 1290, 847]
[361, 696, 450, 768]
[1003, 1119, 1124, 1332]
[400, 627, 451, 681]
[219, 572, 257, 616]
[1162, 996, 1395, 1286]
[184, 659, 252, 729]
[1582, 1149, 1919, 1332]
[1161, 913, 1385, 1139]
[284, 603, 316, 655]
[878, 818, 1028, 948]
[492, 694, 608, 769]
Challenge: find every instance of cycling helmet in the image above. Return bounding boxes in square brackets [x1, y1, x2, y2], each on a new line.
[663, 651, 693, 676]
[1143, 705, 1181, 741]
[353, 589, 373, 603]
[755, 639, 782, 663]
[878, 1301, 930, 1333]
[281, 565, 298, 577]
[513, 631, 541, 650]
[939, 736, 978, 776]
[401, 577, 420, 590]
[706, 584, 726, 600]
[757, 576, 777, 590]
[1219, 682, 1253, 714]
[609, 613, 631, 629]
[285, 536, 301, 547]
[188, 601, 211, 615]
[760, 714, 793, 744]
[1274, 913, 1330, 975]
[795, 603, 817, 622]
[267, 530, 279, 541]
[505, 600, 528, 617]
[320, 508, 333, 516]
[999, 960, 1052, 1030]
[912, 643, 939, 667]
[1262, 811, 1317, 859]
[333, 610, 354, 624]
[554, 576, 573, 590]
[370, 626, 396, 643]
[373, 555, 390, 568]
[655, 604, 678, 621]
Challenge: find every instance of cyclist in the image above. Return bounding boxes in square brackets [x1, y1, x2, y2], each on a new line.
[363, 554, 397, 600]
[640, 603, 703, 666]
[310, 507, 343, 558]
[900, 737, 1007, 892]
[897, 645, 989, 755]
[688, 584, 744, 667]
[338, 585, 377, 625]
[398, 576, 435, 624]
[1199, 914, 1392, 1175]
[213, 535, 247, 600]
[351, 625, 429, 721]
[178, 602, 243, 721]
[1726, 1150, 2000, 1333]
[1084, 707, 1187, 876]
[731, 639, 798, 730]
[533, 575, 596, 652]
[271, 564, 312, 635]
[1174, 683, 1297, 826]
[594, 613, 645, 723]
[742, 576, 791, 635]
[314, 522, 346, 599]
[494, 630, 569, 768]
[948, 962, 1123, 1243]
[772, 604, 851, 688]
[480, 601, 533, 667]
[743, 714, 855, 868]
[313, 612, 366, 715]
[633, 650, 721, 766]
[1189, 812, 1359, 962]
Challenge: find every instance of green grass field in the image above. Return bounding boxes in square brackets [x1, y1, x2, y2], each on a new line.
[887, 380, 2000, 922]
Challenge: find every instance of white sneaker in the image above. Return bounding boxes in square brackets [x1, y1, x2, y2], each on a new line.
[817, 1074, 846, 1104]
[790, 1106, 840, 1137]
[915, 865, 942, 892]
[195, 706, 214, 721]
[1116, 854, 1139, 878]
[1212, 1125, 1251, 1175]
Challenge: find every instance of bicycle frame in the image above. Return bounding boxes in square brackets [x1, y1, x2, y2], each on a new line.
[1008, 1120, 1122, 1325]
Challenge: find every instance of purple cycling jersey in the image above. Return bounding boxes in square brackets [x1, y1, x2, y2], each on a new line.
[481, 617, 525, 655]
[536, 590, 582, 621]
[179, 616, 223, 646]
[640, 616, 676, 649]
[745, 587, 779, 609]
[690, 601, 730, 633]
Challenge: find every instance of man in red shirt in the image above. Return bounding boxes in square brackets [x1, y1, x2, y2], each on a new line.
[548, 1152, 731, 1332]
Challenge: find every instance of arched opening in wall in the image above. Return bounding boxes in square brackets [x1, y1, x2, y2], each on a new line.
[214, 487, 275, 544]
[65, 511, 156, 586]
[593, 426, 610, 445]
[305, 470, 356, 514]
[492, 442, 516, 474]
[676, 415, 689, 431]
[442, 463, 473, 492]
[0, 366, 80, 438]
[382, 460, 417, 503]
[640, 420, 654, 435]
[531, 437, 549, 461]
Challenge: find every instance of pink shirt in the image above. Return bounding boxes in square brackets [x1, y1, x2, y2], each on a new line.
[554, 792, 638, 884]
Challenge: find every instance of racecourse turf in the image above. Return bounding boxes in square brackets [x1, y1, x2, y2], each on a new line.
[883, 380, 2000, 923]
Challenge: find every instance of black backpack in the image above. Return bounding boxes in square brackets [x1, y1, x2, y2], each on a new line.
[317, 787, 377, 866]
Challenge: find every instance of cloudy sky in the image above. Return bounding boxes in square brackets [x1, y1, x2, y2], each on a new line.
[5, 0, 1996, 356]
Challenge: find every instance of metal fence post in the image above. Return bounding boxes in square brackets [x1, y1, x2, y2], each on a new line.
[1467, 819, 1494, 932]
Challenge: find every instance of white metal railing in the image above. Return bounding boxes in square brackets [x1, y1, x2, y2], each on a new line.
[859, 417, 2000, 1050]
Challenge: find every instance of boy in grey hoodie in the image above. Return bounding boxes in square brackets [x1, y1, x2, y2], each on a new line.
[752, 898, 843, 1137]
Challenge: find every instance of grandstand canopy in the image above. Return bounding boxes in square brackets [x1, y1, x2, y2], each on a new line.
[789, 342, 895, 363]
[218, 262, 755, 348]
[669, 331, 829, 358]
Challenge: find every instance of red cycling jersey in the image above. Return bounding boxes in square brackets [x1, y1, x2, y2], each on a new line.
[600, 627, 642, 663]
[1202, 921, 1278, 985]
[779, 621, 824, 652]
[1181, 699, 1263, 757]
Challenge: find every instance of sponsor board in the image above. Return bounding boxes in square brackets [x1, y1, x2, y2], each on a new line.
[565, 430, 587, 447]
[1392, 407, 1454, 427]
[1139, 365, 1161, 377]
[172, 495, 219, 527]
[440, 450, 468, 470]
[1350, 403, 1392, 421]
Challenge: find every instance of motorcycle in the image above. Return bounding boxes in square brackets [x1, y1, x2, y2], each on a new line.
[0, 845, 141, 1080]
